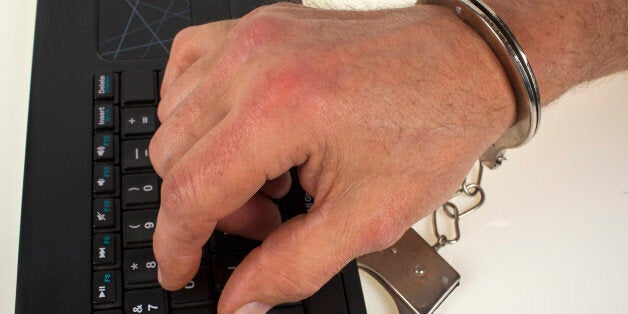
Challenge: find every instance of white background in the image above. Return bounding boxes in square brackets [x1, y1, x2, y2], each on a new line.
[1, 0, 626, 313]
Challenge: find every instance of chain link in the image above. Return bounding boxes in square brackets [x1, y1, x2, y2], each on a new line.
[432, 161, 485, 250]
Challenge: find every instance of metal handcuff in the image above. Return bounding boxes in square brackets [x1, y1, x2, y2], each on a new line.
[357, 0, 542, 313]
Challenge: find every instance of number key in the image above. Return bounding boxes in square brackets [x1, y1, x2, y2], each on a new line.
[122, 173, 160, 207]
[171, 267, 211, 308]
[124, 248, 158, 288]
[123, 209, 157, 247]
[124, 289, 166, 314]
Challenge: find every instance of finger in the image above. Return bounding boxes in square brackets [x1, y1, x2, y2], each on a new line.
[158, 40, 230, 122]
[259, 171, 291, 199]
[153, 108, 308, 290]
[162, 19, 238, 97]
[216, 193, 282, 241]
[150, 75, 230, 177]
[217, 191, 407, 313]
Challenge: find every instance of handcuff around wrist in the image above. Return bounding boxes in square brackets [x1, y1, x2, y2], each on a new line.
[421, 0, 542, 169]
[358, 1, 542, 313]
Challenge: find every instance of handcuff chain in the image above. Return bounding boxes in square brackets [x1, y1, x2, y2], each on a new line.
[432, 161, 485, 250]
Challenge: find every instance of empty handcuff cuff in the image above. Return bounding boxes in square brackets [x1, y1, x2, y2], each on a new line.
[357, 0, 541, 313]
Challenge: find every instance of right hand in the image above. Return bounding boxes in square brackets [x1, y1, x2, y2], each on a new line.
[149, 3, 515, 313]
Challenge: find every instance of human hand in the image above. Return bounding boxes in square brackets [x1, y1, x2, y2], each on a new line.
[149, 3, 515, 313]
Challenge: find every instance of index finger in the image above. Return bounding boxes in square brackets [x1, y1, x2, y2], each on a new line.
[152, 107, 308, 290]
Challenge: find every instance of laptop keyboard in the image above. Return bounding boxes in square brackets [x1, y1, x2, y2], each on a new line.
[91, 70, 331, 314]
[17, 1, 365, 312]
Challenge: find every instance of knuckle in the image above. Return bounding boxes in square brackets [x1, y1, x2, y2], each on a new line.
[169, 26, 201, 67]
[156, 99, 173, 122]
[160, 166, 199, 215]
[232, 11, 289, 50]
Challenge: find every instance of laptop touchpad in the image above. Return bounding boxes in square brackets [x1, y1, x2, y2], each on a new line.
[98, 0, 192, 60]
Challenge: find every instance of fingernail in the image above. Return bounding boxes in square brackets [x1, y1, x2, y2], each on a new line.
[157, 268, 164, 285]
[234, 302, 272, 314]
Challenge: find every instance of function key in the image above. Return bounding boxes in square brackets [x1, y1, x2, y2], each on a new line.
[93, 165, 118, 196]
[93, 134, 118, 163]
[122, 173, 160, 207]
[93, 270, 122, 310]
[171, 267, 211, 308]
[94, 73, 118, 100]
[123, 209, 158, 247]
[94, 104, 116, 131]
[121, 70, 156, 105]
[93, 234, 120, 269]
[124, 248, 159, 288]
[124, 288, 167, 314]
[122, 139, 152, 172]
[121, 107, 158, 137]
[93, 198, 118, 230]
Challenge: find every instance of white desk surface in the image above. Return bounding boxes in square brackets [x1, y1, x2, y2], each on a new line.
[1, 0, 626, 313]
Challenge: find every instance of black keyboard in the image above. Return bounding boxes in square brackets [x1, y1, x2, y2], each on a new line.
[90, 70, 362, 314]
[17, 1, 366, 313]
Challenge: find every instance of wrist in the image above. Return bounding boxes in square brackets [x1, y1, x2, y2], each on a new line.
[481, 0, 628, 104]
[400, 5, 517, 149]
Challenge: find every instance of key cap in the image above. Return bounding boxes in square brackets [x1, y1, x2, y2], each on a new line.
[357, 230, 460, 314]
[122, 139, 152, 172]
[94, 104, 116, 131]
[121, 70, 156, 105]
[121, 107, 158, 137]
[94, 134, 117, 163]
[212, 252, 247, 293]
[94, 73, 117, 100]
[93, 234, 120, 269]
[122, 173, 160, 207]
[93, 270, 122, 310]
[93, 198, 118, 230]
[171, 267, 211, 308]
[124, 289, 166, 314]
[124, 248, 158, 288]
[268, 305, 305, 314]
[157, 71, 164, 90]
[209, 231, 259, 252]
[303, 275, 348, 314]
[123, 209, 158, 246]
[93, 165, 118, 196]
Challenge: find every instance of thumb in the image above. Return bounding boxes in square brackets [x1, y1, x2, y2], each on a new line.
[217, 190, 406, 313]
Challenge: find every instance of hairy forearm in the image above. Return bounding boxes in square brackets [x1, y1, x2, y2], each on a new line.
[483, 0, 628, 104]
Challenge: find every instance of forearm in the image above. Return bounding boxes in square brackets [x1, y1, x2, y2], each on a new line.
[482, 0, 628, 104]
